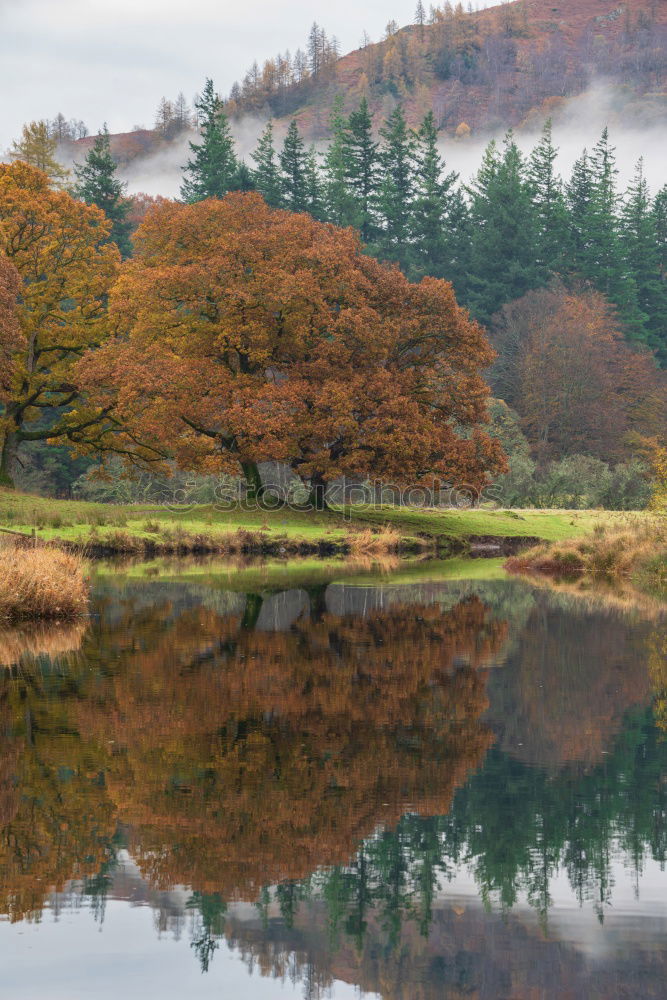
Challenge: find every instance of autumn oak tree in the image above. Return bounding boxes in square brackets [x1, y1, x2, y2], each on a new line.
[0, 162, 161, 485]
[78, 192, 505, 500]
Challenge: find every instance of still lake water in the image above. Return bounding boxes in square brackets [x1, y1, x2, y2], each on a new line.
[0, 559, 665, 999]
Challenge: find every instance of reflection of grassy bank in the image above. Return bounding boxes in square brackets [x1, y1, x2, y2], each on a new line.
[92, 554, 512, 594]
[506, 516, 667, 605]
[0, 544, 89, 622]
[0, 487, 633, 554]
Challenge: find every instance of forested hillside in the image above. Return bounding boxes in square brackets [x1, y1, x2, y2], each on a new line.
[225, 0, 667, 136]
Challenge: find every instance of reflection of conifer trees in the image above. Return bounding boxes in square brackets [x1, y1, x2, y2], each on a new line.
[0, 580, 664, 983]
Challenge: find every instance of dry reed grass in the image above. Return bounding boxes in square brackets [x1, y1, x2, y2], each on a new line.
[344, 526, 402, 557]
[506, 514, 667, 600]
[0, 542, 89, 622]
[0, 620, 87, 667]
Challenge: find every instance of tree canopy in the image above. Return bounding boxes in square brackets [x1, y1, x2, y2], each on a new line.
[77, 192, 505, 496]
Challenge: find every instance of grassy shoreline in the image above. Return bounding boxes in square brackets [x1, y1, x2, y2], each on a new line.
[0, 488, 636, 556]
[505, 516, 667, 602]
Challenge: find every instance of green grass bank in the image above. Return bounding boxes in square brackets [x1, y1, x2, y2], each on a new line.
[0, 488, 641, 556]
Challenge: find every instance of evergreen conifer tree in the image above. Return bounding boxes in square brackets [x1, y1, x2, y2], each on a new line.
[466, 133, 542, 324]
[251, 121, 282, 207]
[322, 97, 357, 226]
[528, 120, 569, 274]
[234, 161, 256, 191]
[279, 120, 308, 212]
[180, 79, 238, 202]
[305, 146, 325, 220]
[342, 98, 379, 243]
[376, 106, 416, 267]
[73, 124, 132, 257]
[410, 110, 464, 283]
[622, 160, 667, 361]
[653, 184, 667, 365]
[567, 130, 645, 342]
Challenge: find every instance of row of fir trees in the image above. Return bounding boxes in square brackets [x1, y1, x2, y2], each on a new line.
[176, 79, 667, 364]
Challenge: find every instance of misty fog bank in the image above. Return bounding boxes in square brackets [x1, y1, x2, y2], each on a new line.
[114, 83, 667, 200]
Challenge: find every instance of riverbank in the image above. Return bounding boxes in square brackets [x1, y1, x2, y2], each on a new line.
[506, 516, 667, 602]
[0, 489, 631, 556]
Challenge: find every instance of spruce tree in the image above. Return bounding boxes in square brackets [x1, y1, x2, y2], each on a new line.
[343, 98, 379, 243]
[234, 161, 255, 191]
[528, 120, 569, 274]
[653, 184, 667, 364]
[73, 124, 132, 257]
[566, 148, 594, 266]
[180, 78, 238, 203]
[466, 133, 542, 324]
[622, 160, 667, 362]
[279, 120, 308, 212]
[305, 146, 325, 220]
[567, 130, 644, 342]
[410, 110, 463, 283]
[322, 97, 357, 227]
[376, 106, 416, 267]
[251, 121, 282, 207]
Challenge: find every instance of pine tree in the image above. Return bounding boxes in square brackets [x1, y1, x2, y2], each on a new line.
[567, 130, 644, 342]
[653, 182, 667, 362]
[343, 98, 379, 243]
[234, 161, 256, 191]
[528, 119, 569, 274]
[305, 146, 325, 219]
[322, 97, 357, 226]
[466, 133, 542, 324]
[566, 148, 594, 265]
[73, 124, 132, 257]
[410, 110, 464, 282]
[279, 120, 308, 212]
[622, 160, 667, 361]
[251, 121, 282, 207]
[376, 106, 417, 266]
[180, 78, 238, 203]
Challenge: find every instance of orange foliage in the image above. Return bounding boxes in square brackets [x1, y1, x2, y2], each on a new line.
[492, 285, 666, 461]
[0, 163, 123, 477]
[78, 192, 505, 489]
[75, 594, 501, 897]
[0, 254, 21, 396]
[0, 591, 503, 917]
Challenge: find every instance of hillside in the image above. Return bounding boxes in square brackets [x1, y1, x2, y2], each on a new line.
[244, 0, 667, 138]
[69, 0, 666, 170]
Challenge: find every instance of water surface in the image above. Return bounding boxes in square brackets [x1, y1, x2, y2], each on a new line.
[0, 560, 665, 999]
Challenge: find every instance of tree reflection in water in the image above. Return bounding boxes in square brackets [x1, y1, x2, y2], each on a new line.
[0, 576, 665, 998]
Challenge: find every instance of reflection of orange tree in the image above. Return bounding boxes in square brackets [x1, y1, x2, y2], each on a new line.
[647, 623, 667, 735]
[76, 595, 504, 897]
[0, 665, 115, 921]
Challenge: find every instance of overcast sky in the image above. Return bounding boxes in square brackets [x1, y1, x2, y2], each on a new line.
[0, 0, 504, 148]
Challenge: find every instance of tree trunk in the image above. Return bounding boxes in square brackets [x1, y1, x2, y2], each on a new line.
[241, 461, 262, 503]
[240, 593, 263, 631]
[0, 430, 18, 488]
[308, 474, 329, 511]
